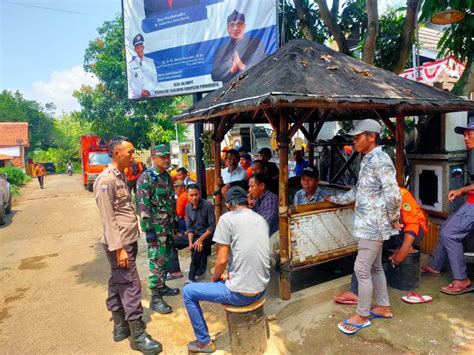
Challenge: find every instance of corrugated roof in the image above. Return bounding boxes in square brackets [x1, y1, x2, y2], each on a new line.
[418, 26, 443, 52]
[173, 39, 474, 124]
[0, 122, 30, 147]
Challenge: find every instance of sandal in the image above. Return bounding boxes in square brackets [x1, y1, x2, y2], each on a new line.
[401, 292, 433, 304]
[337, 319, 371, 335]
[187, 340, 216, 353]
[441, 283, 474, 295]
[421, 266, 442, 277]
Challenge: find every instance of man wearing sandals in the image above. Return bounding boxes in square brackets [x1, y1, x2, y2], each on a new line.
[325, 119, 401, 335]
[182, 186, 270, 352]
[334, 186, 427, 305]
[421, 122, 474, 295]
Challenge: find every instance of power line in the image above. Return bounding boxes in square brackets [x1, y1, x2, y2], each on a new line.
[5, 1, 111, 18]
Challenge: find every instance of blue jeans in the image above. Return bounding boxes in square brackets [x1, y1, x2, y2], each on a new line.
[182, 281, 264, 344]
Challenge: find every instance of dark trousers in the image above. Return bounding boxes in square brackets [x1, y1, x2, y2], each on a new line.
[103, 241, 143, 321]
[37, 176, 44, 189]
[430, 202, 474, 280]
[169, 234, 211, 281]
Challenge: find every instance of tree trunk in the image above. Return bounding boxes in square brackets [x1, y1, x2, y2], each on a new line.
[392, 0, 420, 74]
[316, 0, 350, 55]
[451, 56, 474, 97]
[362, 0, 378, 64]
[293, 0, 316, 41]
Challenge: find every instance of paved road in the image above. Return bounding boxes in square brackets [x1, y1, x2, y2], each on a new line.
[0, 174, 206, 354]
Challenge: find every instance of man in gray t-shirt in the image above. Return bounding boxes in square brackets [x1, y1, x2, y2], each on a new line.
[182, 186, 270, 353]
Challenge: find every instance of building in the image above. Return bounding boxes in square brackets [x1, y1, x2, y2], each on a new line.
[0, 122, 30, 170]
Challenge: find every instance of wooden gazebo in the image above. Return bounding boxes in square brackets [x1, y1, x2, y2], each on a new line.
[173, 39, 474, 300]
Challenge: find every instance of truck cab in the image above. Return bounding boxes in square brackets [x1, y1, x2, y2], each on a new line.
[80, 136, 111, 192]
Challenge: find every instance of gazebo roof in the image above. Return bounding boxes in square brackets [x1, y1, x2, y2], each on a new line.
[173, 39, 474, 123]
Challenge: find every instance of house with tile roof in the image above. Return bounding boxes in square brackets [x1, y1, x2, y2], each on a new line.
[0, 122, 29, 170]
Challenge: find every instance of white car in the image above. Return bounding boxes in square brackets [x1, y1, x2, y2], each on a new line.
[0, 173, 12, 225]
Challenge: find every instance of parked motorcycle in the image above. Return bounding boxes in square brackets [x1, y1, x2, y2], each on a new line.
[67, 164, 73, 176]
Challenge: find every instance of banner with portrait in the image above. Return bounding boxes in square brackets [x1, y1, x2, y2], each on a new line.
[122, 0, 278, 99]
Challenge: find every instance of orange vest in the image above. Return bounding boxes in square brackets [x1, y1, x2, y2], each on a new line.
[125, 161, 143, 182]
[400, 187, 427, 235]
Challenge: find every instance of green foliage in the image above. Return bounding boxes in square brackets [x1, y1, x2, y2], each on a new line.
[280, 1, 329, 43]
[74, 15, 188, 148]
[0, 90, 56, 150]
[373, 8, 406, 71]
[0, 166, 28, 186]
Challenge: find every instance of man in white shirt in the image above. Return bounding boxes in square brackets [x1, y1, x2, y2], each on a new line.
[128, 34, 158, 99]
[182, 186, 270, 353]
[220, 149, 247, 196]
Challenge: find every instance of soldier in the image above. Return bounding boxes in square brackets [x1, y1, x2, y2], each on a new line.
[136, 144, 180, 314]
[93, 136, 162, 354]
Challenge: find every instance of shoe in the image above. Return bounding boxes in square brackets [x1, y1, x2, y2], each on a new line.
[187, 340, 216, 353]
[159, 284, 180, 296]
[337, 320, 371, 335]
[111, 309, 130, 342]
[129, 318, 163, 354]
[166, 272, 183, 280]
[150, 288, 172, 314]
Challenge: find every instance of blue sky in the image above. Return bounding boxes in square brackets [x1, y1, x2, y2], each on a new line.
[0, 0, 121, 112]
[0, 0, 399, 113]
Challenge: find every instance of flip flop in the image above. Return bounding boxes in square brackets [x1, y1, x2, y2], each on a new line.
[337, 319, 371, 335]
[187, 340, 216, 353]
[401, 292, 433, 304]
[334, 298, 358, 305]
[440, 283, 474, 295]
[369, 311, 393, 319]
[421, 266, 443, 277]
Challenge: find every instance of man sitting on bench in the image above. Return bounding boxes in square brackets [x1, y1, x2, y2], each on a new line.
[182, 186, 271, 353]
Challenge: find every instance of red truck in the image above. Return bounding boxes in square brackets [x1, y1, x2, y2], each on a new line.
[80, 135, 111, 192]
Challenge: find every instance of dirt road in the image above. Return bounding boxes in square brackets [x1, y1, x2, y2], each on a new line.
[0, 174, 215, 354]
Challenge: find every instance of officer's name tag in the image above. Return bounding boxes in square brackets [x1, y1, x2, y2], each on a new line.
[117, 188, 127, 197]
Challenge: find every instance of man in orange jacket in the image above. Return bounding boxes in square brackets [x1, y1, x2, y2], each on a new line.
[34, 163, 46, 189]
[125, 160, 144, 194]
[334, 186, 427, 305]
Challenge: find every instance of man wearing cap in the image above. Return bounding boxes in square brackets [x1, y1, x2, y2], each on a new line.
[94, 136, 162, 354]
[211, 10, 266, 83]
[294, 166, 326, 205]
[182, 186, 270, 353]
[421, 122, 474, 295]
[325, 119, 401, 335]
[136, 144, 180, 315]
[128, 33, 158, 99]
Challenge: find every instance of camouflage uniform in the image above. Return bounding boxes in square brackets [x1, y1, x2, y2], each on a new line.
[136, 164, 177, 290]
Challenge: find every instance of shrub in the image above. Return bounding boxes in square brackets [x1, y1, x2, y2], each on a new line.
[0, 166, 27, 186]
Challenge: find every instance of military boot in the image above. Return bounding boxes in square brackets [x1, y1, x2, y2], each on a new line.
[111, 309, 130, 342]
[159, 284, 180, 296]
[150, 288, 172, 314]
[129, 318, 163, 354]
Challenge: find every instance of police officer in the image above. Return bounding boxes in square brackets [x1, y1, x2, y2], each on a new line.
[93, 136, 162, 354]
[136, 144, 180, 314]
[128, 34, 158, 99]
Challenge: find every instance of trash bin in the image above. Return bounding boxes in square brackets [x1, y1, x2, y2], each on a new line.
[386, 250, 420, 291]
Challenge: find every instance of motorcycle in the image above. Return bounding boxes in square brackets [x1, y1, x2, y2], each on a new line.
[67, 165, 73, 176]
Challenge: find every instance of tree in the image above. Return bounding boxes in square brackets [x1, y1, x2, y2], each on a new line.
[74, 15, 187, 148]
[289, 0, 420, 71]
[0, 90, 56, 150]
[420, 0, 474, 96]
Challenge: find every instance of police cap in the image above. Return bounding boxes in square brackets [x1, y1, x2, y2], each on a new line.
[133, 34, 144, 46]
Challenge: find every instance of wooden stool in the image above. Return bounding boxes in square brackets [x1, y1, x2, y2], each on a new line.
[223, 298, 268, 355]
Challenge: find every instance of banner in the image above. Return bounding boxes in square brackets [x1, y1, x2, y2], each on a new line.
[400, 55, 465, 84]
[123, 0, 278, 99]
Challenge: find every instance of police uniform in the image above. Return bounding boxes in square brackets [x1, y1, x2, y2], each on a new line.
[128, 34, 158, 99]
[136, 144, 180, 314]
[94, 163, 163, 353]
[94, 165, 143, 320]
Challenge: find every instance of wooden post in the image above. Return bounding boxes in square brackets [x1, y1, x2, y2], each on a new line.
[395, 114, 405, 187]
[212, 122, 222, 220]
[278, 109, 291, 300]
[309, 121, 315, 167]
